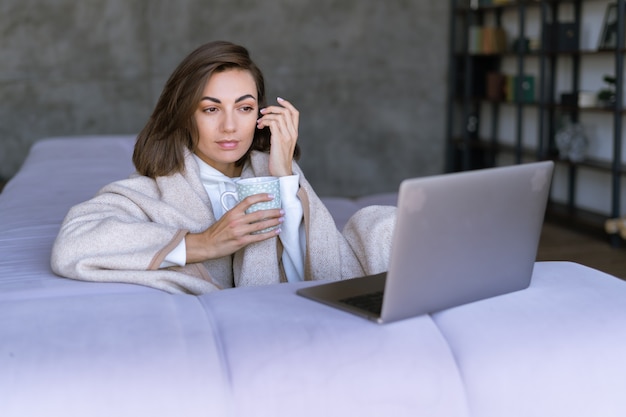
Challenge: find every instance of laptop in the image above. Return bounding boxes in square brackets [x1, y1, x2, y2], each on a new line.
[297, 161, 554, 324]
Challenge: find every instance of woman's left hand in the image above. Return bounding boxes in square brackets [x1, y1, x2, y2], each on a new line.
[257, 97, 299, 177]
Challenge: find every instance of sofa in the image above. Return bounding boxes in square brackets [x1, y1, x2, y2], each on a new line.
[2, 135, 626, 417]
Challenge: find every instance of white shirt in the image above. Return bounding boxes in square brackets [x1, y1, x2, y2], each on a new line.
[160, 155, 306, 282]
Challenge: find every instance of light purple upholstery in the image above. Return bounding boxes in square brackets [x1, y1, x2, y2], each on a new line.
[2, 136, 626, 417]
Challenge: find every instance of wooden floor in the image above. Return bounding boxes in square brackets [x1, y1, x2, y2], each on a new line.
[537, 221, 626, 280]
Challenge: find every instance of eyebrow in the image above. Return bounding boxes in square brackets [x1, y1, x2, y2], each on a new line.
[200, 94, 256, 104]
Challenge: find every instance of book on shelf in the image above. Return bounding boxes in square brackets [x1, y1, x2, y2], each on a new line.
[468, 26, 507, 54]
[543, 22, 579, 52]
[486, 72, 506, 101]
[505, 75, 535, 103]
[460, 70, 534, 102]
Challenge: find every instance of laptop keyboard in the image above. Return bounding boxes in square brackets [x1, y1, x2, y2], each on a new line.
[339, 291, 384, 315]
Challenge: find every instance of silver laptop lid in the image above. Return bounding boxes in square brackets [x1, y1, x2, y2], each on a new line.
[380, 161, 554, 322]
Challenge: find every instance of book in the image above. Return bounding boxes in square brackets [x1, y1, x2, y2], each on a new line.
[486, 72, 506, 101]
[518, 75, 535, 103]
[504, 75, 535, 103]
[482, 27, 507, 53]
[469, 26, 483, 54]
[469, 26, 507, 54]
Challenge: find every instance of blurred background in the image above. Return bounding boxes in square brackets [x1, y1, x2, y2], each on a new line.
[0, 0, 449, 196]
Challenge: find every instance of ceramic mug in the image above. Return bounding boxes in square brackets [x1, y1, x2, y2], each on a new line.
[220, 176, 281, 233]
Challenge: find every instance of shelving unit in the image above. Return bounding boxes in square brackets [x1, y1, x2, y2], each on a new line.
[446, 0, 626, 244]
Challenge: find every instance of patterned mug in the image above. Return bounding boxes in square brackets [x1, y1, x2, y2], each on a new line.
[220, 176, 281, 233]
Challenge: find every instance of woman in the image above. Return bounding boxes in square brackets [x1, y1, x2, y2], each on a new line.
[51, 41, 394, 294]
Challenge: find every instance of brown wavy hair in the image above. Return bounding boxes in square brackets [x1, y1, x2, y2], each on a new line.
[133, 40, 300, 178]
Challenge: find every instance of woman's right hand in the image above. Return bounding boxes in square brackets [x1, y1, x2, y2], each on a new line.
[184, 193, 284, 263]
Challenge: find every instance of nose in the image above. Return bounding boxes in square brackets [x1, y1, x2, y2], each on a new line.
[221, 110, 236, 133]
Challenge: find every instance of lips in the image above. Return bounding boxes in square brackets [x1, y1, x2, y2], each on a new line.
[216, 140, 239, 150]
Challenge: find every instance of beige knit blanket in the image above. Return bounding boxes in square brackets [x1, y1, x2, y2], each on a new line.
[51, 150, 396, 294]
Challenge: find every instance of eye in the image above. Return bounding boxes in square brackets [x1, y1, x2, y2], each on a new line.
[202, 106, 218, 114]
[239, 105, 255, 113]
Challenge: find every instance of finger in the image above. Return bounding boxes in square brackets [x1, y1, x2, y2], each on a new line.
[246, 207, 284, 223]
[258, 109, 289, 129]
[257, 114, 282, 131]
[251, 217, 284, 234]
[259, 105, 288, 116]
[237, 193, 278, 212]
[258, 111, 297, 139]
[214, 211, 281, 245]
[259, 116, 290, 140]
[234, 212, 283, 239]
[277, 97, 299, 130]
[261, 103, 299, 122]
[261, 98, 299, 120]
[277, 97, 299, 118]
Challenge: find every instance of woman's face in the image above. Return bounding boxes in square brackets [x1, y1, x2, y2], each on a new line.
[193, 69, 258, 177]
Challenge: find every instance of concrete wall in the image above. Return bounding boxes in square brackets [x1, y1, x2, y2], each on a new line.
[0, 0, 449, 196]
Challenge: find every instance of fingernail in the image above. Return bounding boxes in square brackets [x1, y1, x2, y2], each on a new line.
[278, 216, 285, 223]
[280, 209, 285, 215]
[260, 108, 267, 113]
[275, 228, 282, 234]
[268, 193, 275, 199]
[277, 97, 284, 102]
